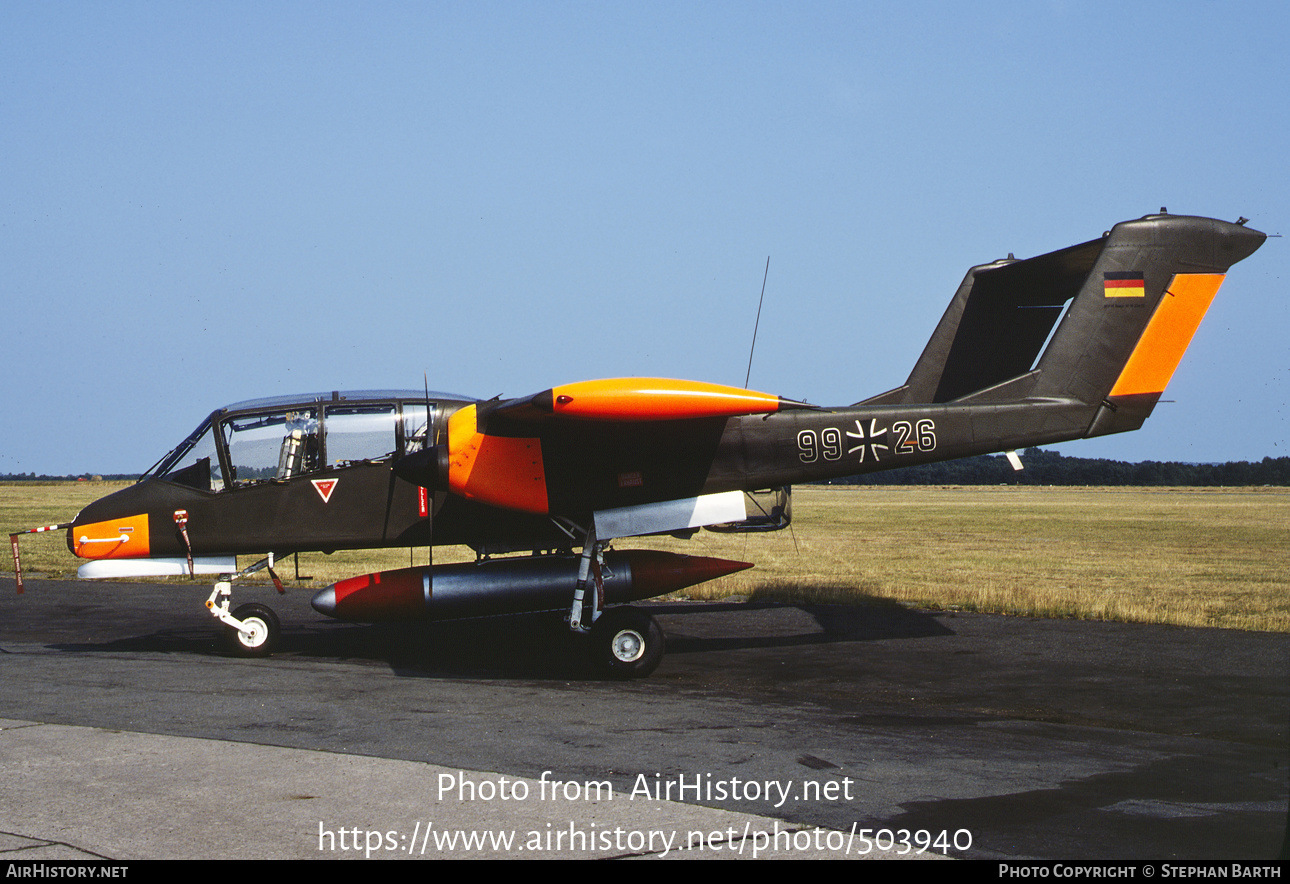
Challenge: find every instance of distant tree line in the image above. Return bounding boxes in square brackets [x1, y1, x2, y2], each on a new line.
[0, 473, 136, 482]
[822, 449, 1290, 486]
[3, 451, 1289, 486]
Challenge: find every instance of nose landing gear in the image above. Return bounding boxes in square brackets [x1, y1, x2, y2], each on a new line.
[205, 554, 285, 657]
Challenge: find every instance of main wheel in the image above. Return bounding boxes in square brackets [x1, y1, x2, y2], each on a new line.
[226, 602, 280, 658]
[590, 606, 664, 679]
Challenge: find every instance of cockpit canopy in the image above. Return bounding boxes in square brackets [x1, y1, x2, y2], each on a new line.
[143, 390, 471, 493]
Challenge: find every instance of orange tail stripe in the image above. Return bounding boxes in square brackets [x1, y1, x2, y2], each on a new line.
[1109, 273, 1225, 398]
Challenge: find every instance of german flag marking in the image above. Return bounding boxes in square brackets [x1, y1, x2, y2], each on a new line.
[1104, 271, 1145, 298]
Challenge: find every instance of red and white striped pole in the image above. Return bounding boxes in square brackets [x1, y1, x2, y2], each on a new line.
[9, 523, 72, 594]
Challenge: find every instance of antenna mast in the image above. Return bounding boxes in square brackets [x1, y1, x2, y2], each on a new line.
[744, 256, 770, 389]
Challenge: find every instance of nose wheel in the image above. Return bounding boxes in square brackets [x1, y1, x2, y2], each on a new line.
[206, 578, 283, 658]
[590, 606, 664, 679]
[224, 602, 280, 657]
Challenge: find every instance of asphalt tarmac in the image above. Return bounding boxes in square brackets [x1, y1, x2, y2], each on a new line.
[0, 577, 1285, 860]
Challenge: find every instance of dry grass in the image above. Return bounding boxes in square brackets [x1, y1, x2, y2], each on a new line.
[645, 486, 1290, 632]
[4, 482, 1288, 632]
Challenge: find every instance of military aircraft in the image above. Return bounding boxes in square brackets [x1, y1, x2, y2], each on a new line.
[9, 212, 1265, 677]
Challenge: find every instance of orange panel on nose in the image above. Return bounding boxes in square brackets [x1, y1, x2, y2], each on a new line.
[72, 513, 151, 559]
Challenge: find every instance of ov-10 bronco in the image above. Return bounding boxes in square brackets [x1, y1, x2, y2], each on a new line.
[10, 212, 1265, 676]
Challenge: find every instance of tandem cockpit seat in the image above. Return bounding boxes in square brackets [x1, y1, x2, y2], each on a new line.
[276, 429, 312, 480]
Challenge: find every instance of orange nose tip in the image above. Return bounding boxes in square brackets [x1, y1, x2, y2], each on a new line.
[71, 513, 150, 559]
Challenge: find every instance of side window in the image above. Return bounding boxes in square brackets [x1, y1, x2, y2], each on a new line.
[160, 424, 225, 492]
[223, 409, 319, 486]
[402, 403, 431, 454]
[323, 404, 398, 467]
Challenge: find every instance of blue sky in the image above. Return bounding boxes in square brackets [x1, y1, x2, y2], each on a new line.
[4, 1, 1287, 474]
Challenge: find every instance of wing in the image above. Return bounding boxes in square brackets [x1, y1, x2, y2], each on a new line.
[400, 378, 812, 516]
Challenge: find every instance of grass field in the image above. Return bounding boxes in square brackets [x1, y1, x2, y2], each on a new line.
[4, 482, 1288, 632]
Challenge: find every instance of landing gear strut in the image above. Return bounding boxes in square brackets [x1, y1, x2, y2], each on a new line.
[563, 525, 667, 678]
[205, 554, 285, 657]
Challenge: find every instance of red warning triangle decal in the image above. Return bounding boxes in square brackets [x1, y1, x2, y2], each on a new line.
[311, 478, 338, 503]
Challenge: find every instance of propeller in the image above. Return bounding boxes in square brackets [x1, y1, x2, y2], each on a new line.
[392, 374, 448, 571]
[393, 427, 451, 489]
[393, 377, 451, 492]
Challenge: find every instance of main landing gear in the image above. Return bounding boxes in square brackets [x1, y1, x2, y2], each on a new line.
[566, 527, 666, 679]
[588, 605, 665, 679]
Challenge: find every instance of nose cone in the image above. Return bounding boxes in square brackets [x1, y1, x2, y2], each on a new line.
[68, 512, 151, 559]
[621, 550, 753, 597]
[311, 569, 430, 621]
[66, 479, 168, 557]
[311, 585, 337, 616]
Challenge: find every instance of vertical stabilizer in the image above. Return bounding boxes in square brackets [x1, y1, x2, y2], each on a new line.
[1029, 214, 1264, 436]
[860, 214, 1265, 442]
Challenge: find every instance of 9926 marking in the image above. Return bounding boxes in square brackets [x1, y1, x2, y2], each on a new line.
[799, 419, 935, 464]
